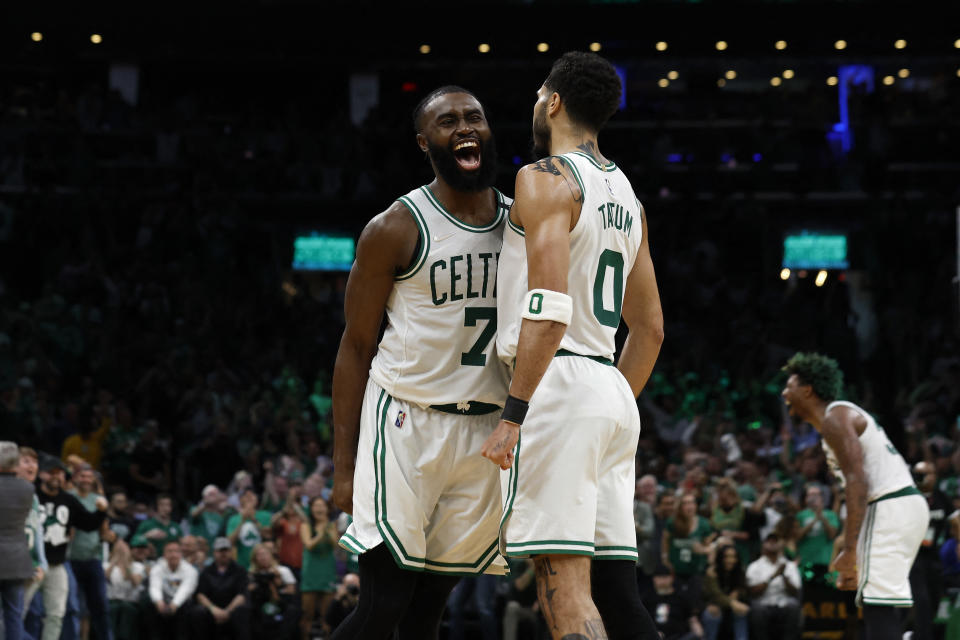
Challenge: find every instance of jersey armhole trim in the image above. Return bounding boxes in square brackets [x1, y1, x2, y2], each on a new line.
[395, 196, 431, 281]
[556, 154, 586, 237]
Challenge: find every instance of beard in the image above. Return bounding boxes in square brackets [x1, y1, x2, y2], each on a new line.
[531, 102, 551, 160]
[427, 134, 499, 192]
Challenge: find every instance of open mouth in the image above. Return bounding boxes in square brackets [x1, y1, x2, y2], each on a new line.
[453, 139, 481, 171]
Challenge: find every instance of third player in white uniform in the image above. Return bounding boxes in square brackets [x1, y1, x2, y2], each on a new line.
[781, 352, 928, 640]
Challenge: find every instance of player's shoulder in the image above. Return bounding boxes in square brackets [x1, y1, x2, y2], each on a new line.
[359, 200, 421, 244]
[515, 156, 583, 205]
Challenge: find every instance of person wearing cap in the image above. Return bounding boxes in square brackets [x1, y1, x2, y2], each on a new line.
[191, 536, 250, 640]
[745, 533, 801, 640]
[27, 452, 107, 640]
[0, 441, 35, 640]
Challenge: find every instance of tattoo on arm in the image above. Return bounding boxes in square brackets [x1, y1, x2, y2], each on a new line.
[528, 158, 583, 203]
[560, 620, 607, 640]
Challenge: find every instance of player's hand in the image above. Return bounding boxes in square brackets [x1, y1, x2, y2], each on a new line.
[830, 548, 857, 590]
[332, 474, 354, 515]
[481, 420, 519, 470]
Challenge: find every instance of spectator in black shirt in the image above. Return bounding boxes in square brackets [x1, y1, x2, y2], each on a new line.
[128, 422, 170, 500]
[190, 537, 249, 640]
[642, 565, 704, 640]
[107, 490, 137, 543]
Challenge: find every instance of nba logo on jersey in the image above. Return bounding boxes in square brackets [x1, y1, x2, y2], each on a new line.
[394, 411, 406, 429]
[604, 178, 616, 198]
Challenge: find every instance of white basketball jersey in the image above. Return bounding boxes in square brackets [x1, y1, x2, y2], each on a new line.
[497, 151, 644, 362]
[368, 185, 512, 407]
[822, 400, 915, 501]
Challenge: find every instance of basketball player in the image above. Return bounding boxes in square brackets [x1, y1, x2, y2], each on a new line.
[481, 52, 663, 640]
[330, 86, 510, 639]
[780, 352, 929, 640]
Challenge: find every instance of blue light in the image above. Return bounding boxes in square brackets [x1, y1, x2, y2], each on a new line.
[721, 153, 733, 163]
[512, 155, 523, 165]
[752, 153, 762, 162]
[831, 65, 874, 153]
[613, 65, 628, 111]
[667, 153, 683, 163]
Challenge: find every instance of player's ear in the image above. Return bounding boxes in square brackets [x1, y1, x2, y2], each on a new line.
[416, 133, 428, 154]
[547, 92, 562, 118]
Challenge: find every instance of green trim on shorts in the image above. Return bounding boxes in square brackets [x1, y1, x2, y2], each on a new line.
[429, 401, 501, 415]
[555, 348, 614, 366]
[500, 431, 521, 531]
[595, 544, 639, 561]
[423, 541, 503, 576]
[505, 539, 596, 557]
[857, 502, 877, 602]
[861, 597, 913, 607]
[869, 485, 921, 504]
[373, 391, 427, 571]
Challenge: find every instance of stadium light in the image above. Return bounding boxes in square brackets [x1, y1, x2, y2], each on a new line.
[667, 70, 678, 80]
[827, 76, 838, 86]
[783, 69, 795, 79]
[716, 40, 728, 51]
[780, 268, 791, 281]
[31, 32, 43, 42]
[898, 68, 909, 78]
[478, 43, 490, 53]
[815, 270, 828, 287]
[655, 41, 668, 52]
[725, 70, 737, 80]
[537, 42, 549, 53]
[658, 79, 669, 88]
[834, 40, 847, 50]
[419, 44, 431, 54]
[589, 42, 602, 52]
[717, 79, 726, 87]
[882, 75, 895, 85]
[894, 39, 907, 49]
[775, 40, 787, 50]
[90, 34, 102, 44]
[770, 77, 782, 87]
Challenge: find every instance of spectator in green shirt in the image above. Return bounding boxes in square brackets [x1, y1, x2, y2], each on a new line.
[795, 484, 839, 583]
[226, 488, 272, 569]
[135, 494, 183, 557]
[189, 485, 227, 548]
[662, 492, 715, 609]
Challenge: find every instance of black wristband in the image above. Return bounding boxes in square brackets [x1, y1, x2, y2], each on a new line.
[501, 394, 529, 426]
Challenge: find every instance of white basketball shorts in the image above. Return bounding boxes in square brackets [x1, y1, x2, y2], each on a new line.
[499, 353, 641, 561]
[339, 378, 507, 576]
[857, 489, 928, 607]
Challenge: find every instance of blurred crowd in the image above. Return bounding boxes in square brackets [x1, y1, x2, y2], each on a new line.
[0, 52, 959, 640]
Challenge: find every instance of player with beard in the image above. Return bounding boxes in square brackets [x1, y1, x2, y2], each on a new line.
[482, 52, 664, 640]
[330, 85, 511, 639]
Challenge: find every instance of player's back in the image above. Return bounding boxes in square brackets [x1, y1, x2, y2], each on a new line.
[497, 151, 644, 362]
[823, 400, 915, 501]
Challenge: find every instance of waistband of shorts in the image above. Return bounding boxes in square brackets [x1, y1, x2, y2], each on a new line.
[868, 485, 922, 504]
[429, 401, 501, 415]
[555, 348, 614, 366]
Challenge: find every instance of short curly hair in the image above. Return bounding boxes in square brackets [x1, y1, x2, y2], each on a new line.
[782, 352, 844, 402]
[543, 51, 621, 133]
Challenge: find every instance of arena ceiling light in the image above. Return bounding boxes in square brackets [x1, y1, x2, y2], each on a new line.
[775, 40, 787, 50]
[657, 78, 670, 88]
[30, 32, 43, 42]
[724, 70, 737, 80]
[717, 78, 726, 87]
[589, 42, 602, 52]
[667, 70, 678, 80]
[827, 76, 838, 86]
[478, 43, 490, 54]
[815, 271, 828, 287]
[715, 40, 728, 51]
[783, 69, 795, 79]
[419, 44, 431, 54]
[90, 34, 102, 44]
[537, 42, 549, 53]
[955, 39, 960, 49]
[898, 68, 910, 78]
[894, 39, 907, 49]
[770, 77, 782, 87]
[882, 75, 895, 85]
[780, 268, 791, 281]
[834, 39, 847, 50]
[655, 41, 668, 52]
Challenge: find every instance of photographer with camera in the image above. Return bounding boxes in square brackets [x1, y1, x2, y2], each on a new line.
[249, 542, 297, 639]
[323, 574, 359, 632]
